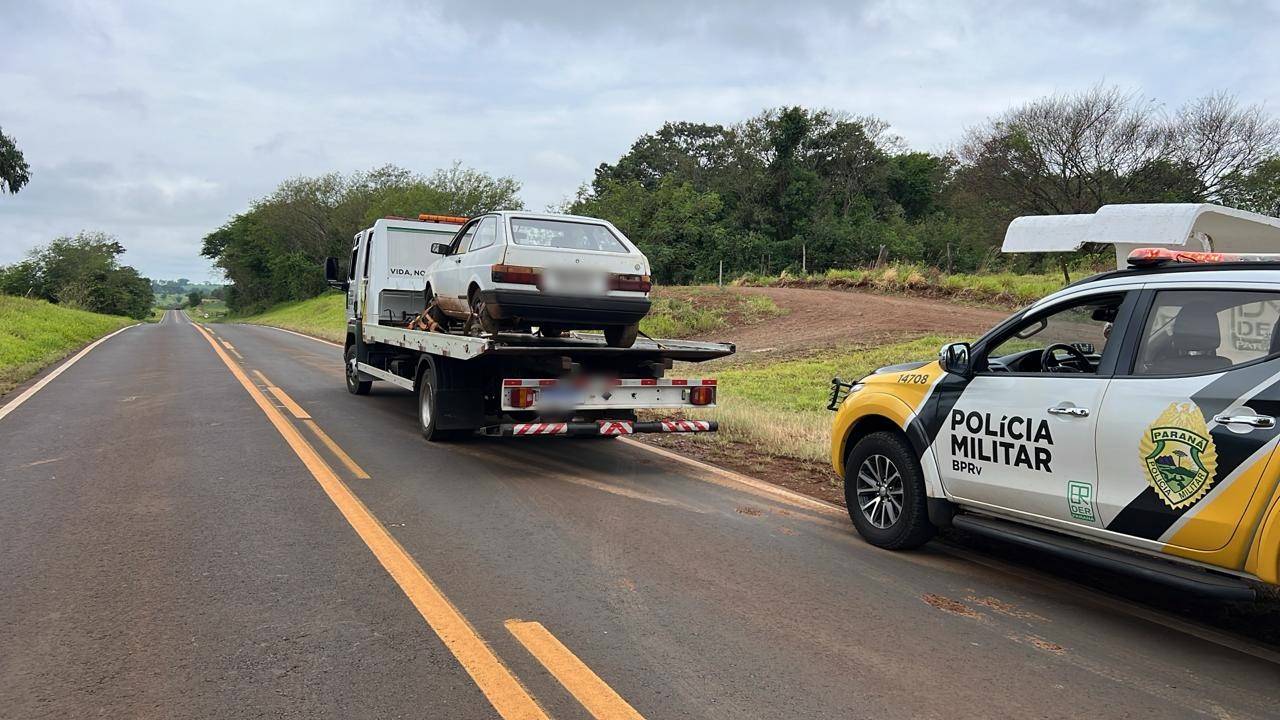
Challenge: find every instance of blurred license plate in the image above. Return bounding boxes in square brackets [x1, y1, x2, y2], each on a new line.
[538, 386, 585, 410]
[543, 270, 607, 296]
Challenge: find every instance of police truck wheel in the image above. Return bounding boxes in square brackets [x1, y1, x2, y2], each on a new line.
[604, 322, 639, 348]
[844, 431, 934, 550]
[345, 345, 371, 395]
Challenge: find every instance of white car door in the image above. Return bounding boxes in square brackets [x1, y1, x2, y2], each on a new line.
[458, 216, 502, 294]
[938, 291, 1134, 528]
[432, 221, 478, 313]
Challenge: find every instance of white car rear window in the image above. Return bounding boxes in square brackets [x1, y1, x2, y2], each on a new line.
[510, 218, 627, 253]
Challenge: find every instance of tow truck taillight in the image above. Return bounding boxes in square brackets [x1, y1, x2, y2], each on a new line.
[508, 386, 536, 408]
[610, 274, 652, 292]
[492, 264, 541, 286]
[688, 386, 715, 406]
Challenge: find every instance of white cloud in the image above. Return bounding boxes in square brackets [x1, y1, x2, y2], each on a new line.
[1, 0, 1277, 281]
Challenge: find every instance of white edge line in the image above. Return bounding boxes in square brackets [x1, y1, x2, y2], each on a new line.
[0, 323, 141, 423]
[618, 436, 845, 516]
[254, 324, 343, 348]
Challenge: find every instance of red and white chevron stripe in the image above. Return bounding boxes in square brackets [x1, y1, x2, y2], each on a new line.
[513, 422, 568, 435]
[660, 420, 711, 432]
[598, 421, 634, 435]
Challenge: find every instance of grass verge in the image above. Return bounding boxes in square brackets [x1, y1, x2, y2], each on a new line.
[641, 287, 782, 338]
[0, 295, 135, 396]
[733, 264, 1072, 308]
[653, 335, 952, 464]
[232, 294, 346, 342]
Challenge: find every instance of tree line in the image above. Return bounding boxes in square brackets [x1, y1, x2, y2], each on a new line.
[201, 163, 522, 312]
[570, 86, 1280, 282]
[0, 232, 153, 319]
[199, 84, 1280, 303]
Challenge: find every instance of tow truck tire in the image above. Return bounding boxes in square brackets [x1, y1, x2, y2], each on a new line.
[604, 322, 639, 348]
[416, 368, 465, 442]
[844, 431, 935, 550]
[345, 345, 371, 395]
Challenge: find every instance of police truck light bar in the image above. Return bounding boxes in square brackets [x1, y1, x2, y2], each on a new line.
[1127, 247, 1280, 268]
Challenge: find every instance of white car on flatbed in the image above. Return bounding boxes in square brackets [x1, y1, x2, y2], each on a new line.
[423, 211, 652, 348]
[323, 213, 732, 442]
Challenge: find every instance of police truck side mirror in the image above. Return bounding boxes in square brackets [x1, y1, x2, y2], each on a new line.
[323, 257, 348, 291]
[939, 342, 972, 377]
[431, 243, 450, 255]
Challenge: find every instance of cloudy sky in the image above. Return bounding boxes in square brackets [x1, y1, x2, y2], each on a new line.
[1, 0, 1277, 281]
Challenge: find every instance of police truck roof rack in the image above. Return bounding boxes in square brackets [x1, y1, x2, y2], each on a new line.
[1001, 203, 1280, 270]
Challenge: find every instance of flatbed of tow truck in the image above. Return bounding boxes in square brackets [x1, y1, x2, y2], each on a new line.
[349, 320, 734, 441]
[360, 322, 735, 362]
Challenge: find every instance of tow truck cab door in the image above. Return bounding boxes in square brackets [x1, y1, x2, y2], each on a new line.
[352, 229, 373, 321]
[346, 235, 360, 322]
[938, 291, 1135, 528]
[1096, 286, 1280, 554]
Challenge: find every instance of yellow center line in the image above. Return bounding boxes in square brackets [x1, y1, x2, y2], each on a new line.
[266, 385, 312, 420]
[251, 369, 271, 386]
[190, 322, 550, 720]
[506, 620, 646, 720]
[302, 418, 371, 479]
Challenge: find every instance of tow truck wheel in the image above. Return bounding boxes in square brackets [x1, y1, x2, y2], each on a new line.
[844, 431, 934, 550]
[604, 322, 639, 348]
[345, 345, 371, 395]
[416, 370, 463, 442]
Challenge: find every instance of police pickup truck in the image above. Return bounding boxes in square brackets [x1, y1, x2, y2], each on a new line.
[829, 203, 1280, 599]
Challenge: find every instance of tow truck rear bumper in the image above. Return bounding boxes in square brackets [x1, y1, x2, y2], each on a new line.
[484, 419, 717, 437]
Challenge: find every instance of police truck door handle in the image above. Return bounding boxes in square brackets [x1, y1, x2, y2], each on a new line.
[1212, 413, 1276, 429]
[1048, 406, 1089, 417]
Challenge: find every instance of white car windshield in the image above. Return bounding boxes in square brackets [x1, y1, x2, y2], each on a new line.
[510, 218, 628, 253]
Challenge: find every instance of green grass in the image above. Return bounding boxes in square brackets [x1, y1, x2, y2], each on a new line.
[641, 287, 782, 338]
[733, 264, 1071, 308]
[185, 298, 230, 322]
[658, 335, 956, 462]
[0, 295, 135, 395]
[145, 307, 167, 323]
[232, 294, 346, 342]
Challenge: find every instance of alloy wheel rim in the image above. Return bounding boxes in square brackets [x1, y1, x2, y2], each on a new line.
[856, 454, 904, 529]
[419, 383, 432, 429]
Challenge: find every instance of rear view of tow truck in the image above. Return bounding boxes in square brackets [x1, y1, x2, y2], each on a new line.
[324, 212, 734, 440]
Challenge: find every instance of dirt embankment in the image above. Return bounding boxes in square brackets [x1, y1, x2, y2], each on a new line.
[693, 286, 1008, 358]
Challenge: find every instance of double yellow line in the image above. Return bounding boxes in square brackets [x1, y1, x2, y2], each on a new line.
[191, 323, 644, 719]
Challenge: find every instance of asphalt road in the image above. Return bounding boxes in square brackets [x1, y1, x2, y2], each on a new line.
[1, 309, 1278, 719]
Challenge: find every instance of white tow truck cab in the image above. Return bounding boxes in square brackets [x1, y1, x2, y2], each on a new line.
[323, 214, 734, 441]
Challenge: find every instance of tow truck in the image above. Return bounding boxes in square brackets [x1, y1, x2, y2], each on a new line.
[324, 213, 734, 440]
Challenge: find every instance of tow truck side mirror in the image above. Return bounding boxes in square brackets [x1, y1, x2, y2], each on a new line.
[323, 257, 348, 291]
[939, 342, 972, 377]
[431, 243, 450, 255]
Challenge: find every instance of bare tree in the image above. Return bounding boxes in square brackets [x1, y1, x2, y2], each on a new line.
[955, 85, 1280, 215]
[1172, 92, 1280, 201]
